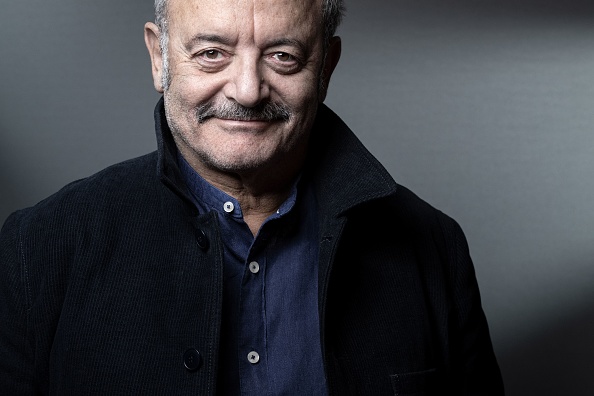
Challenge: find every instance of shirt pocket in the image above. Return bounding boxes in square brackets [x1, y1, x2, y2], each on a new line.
[389, 368, 437, 396]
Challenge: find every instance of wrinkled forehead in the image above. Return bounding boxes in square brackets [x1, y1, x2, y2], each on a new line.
[166, 0, 324, 39]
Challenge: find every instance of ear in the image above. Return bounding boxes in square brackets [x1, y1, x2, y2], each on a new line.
[319, 36, 342, 102]
[144, 22, 165, 93]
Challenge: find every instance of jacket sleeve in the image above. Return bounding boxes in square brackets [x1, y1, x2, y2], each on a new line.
[0, 211, 37, 395]
[439, 214, 505, 395]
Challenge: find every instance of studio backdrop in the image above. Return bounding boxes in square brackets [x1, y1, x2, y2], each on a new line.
[1, 1, 593, 395]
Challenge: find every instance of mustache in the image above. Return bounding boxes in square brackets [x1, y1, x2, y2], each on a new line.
[196, 100, 292, 124]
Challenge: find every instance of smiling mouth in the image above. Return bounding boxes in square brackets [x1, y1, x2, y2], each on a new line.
[200, 114, 288, 124]
[213, 118, 280, 134]
[218, 117, 278, 122]
[216, 117, 280, 129]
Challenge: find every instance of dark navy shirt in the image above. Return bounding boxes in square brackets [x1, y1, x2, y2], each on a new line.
[178, 154, 327, 395]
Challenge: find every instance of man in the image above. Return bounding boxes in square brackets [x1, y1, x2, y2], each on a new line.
[0, 0, 504, 394]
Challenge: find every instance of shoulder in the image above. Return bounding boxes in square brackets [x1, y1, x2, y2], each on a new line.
[55, 151, 159, 202]
[367, 183, 462, 232]
[0, 152, 164, 304]
[345, 182, 470, 264]
[396, 184, 469, 251]
[1, 152, 159, 240]
[34, 151, 155, 205]
[387, 184, 473, 273]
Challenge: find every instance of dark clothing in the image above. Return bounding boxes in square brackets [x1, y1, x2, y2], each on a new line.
[0, 98, 504, 395]
[177, 154, 327, 394]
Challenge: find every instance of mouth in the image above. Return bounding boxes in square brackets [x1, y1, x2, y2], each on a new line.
[199, 114, 288, 125]
[217, 117, 283, 127]
[210, 116, 273, 122]
[212, 118, 282, 134]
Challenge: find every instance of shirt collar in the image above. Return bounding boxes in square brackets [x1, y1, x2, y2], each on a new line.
[176, 149, 300, 221]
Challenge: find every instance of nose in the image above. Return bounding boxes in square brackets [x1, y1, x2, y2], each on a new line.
[224, 56, 269, 107]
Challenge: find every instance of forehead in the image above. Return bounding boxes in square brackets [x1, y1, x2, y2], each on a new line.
[167, 0, 324, 43]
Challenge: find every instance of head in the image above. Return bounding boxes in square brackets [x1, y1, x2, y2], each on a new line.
[144, 0, 344, 182]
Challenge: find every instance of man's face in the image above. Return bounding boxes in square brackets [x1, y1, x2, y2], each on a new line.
[148, 0, 340, 178]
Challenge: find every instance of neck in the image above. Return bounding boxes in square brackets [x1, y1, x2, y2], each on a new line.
[213, 170, 298, 236]
[180, 154, 303, 236]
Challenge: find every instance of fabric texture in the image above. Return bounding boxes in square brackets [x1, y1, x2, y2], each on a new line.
[178, 152, 327, 395]
[0, 98, 504, 395]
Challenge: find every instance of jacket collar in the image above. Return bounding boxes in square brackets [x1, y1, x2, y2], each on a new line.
[154, 97, 197, 213]
[306, 104, 398, 217]
[154, 97, 398, 218]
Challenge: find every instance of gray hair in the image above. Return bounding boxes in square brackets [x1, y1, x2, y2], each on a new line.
[154, 0, 170, 90]
[153, 0, 345, 90]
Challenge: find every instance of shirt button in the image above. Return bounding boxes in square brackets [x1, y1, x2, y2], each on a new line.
[183, 348, 202, 371]
[223, 201, 234, 213]
[247, 351, 260, 364]
[249, 261, 260, 274]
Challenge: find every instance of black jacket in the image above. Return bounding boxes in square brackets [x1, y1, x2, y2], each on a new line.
[0, 99, 504, 395]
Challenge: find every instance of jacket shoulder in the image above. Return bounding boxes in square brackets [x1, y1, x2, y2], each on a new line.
[380, 183, 462, 233]
[0, 152, 162, 311]
[0, 152, 162, 274]
[9, 152, 158, 223]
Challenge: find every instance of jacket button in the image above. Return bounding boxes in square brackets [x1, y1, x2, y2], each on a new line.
[183, 348, 202, 371]
[195, 228, 209, 250]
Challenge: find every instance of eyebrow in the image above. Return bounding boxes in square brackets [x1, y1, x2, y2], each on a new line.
[264, 38, 307, 54]
[185, 34, 307, 54]
[185, 34, 235, 48]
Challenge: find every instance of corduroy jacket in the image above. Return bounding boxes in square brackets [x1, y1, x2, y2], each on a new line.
[0, 98, 504, 395]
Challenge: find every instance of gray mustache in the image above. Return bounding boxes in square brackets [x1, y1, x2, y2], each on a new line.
[196, 101, 291, 123]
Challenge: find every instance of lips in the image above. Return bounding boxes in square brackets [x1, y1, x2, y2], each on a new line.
[213, 118, 279, 134]
[219, 116, 273, 122]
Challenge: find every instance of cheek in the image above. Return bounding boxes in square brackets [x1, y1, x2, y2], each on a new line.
[169, 63, 226, 102]
[272, 74, 320, 109]
[170, 80, 206, 105]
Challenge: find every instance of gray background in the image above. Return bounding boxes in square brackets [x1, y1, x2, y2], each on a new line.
[1, 1, 593, 394]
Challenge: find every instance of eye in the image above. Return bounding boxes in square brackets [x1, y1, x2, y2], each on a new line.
[194, 48, 230, 71]
[272, 52, 294, 62]
[199, 49, 224, 60]
[267, 51, 302, 74]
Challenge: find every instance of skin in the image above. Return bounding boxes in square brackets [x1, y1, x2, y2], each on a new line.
[145, 0, 341, 235]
